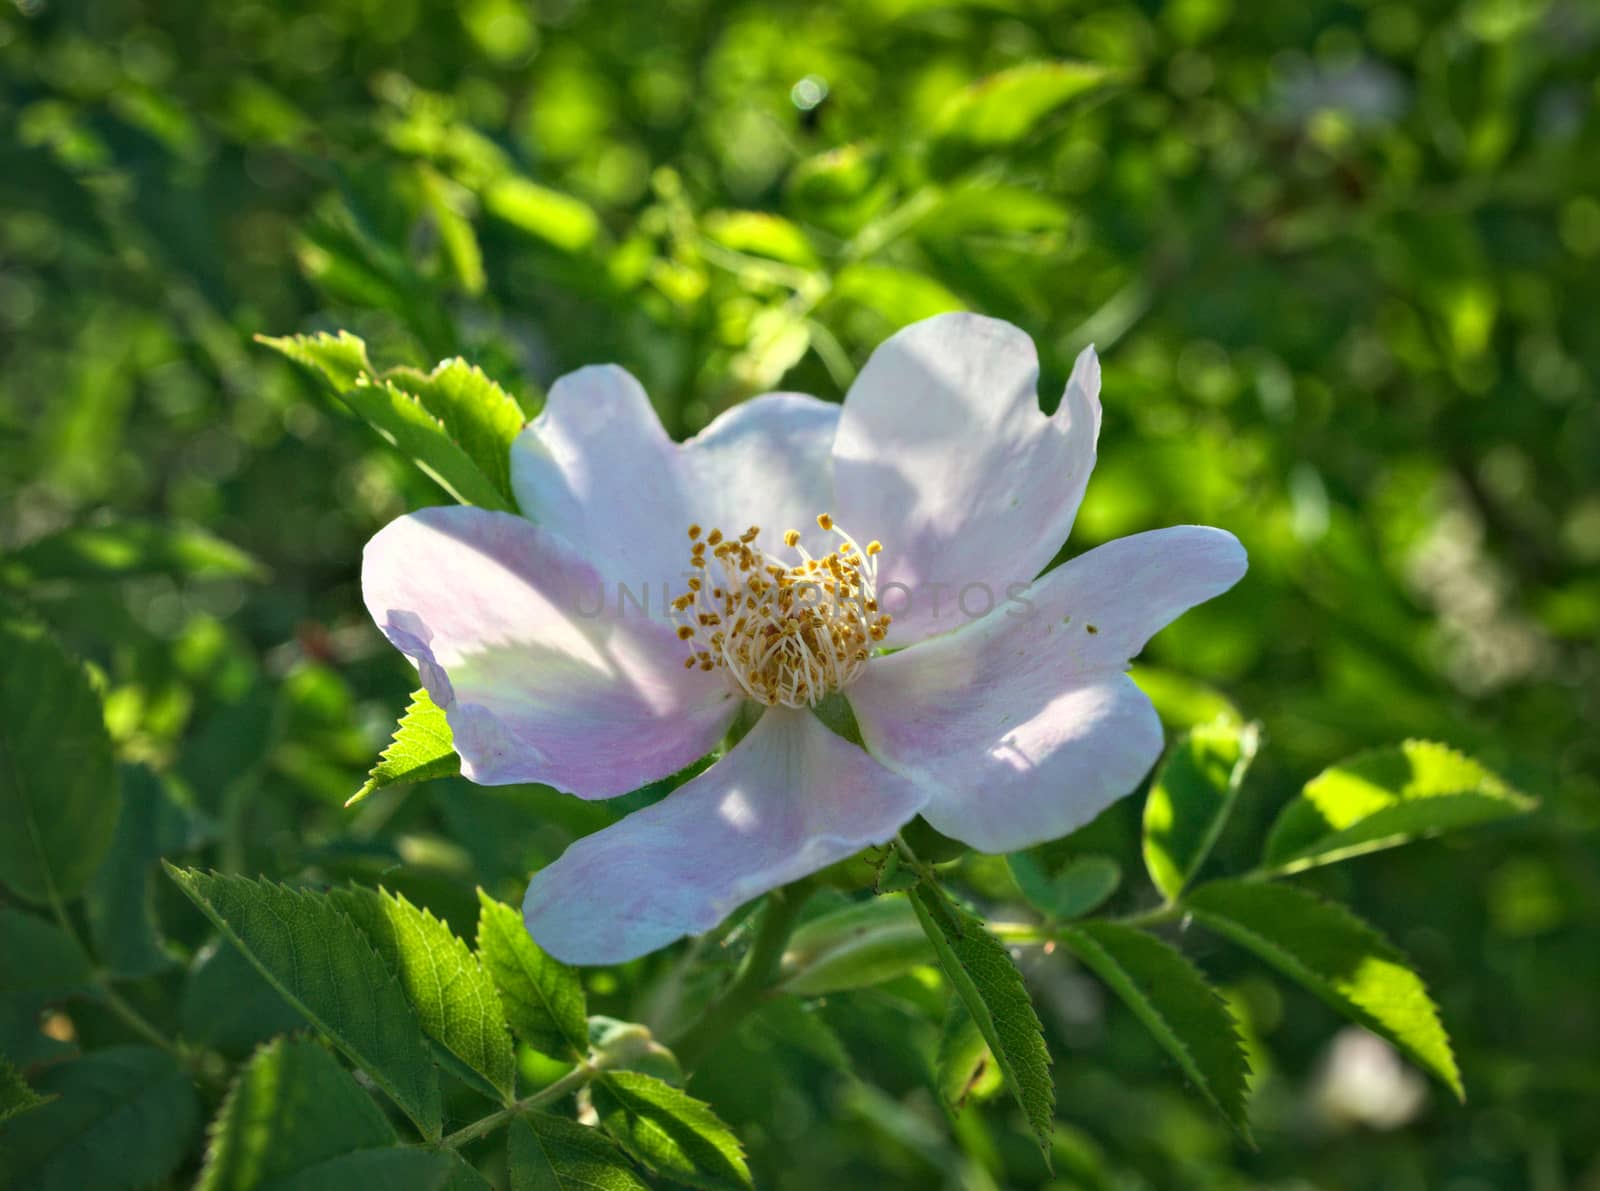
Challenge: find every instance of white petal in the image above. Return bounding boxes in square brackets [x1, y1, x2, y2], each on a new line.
[362, 505, 738, 797]
[847, 527, 1247, 852]
[832, 313, 1101, 645]
[522, 707, 925, 964]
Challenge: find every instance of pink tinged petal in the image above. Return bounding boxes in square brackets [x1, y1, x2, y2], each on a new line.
[362, 505, 738, 798]
[521, 707, 925, 964]
[832, 313, 1102, 645]
[681, 393, 840, 556]
[510, 365, 690, 591]
[848, 526, 1247, 853]
[510, 369, 839, 586]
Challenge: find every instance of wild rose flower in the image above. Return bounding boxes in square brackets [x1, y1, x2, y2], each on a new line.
[362, 313, 1246, 963]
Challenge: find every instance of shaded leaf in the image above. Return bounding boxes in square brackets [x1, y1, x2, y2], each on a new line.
[0, 1057, 50, 1124]
[745, 999, 849, 1071]
[778, 894, 933, 995]
[3, 521, 265, 584]
[198, 1037, 395, 1191]
[508, 1112, 649, 1191]
[1057, 921, 1252, 1139]
[1188, 879, 1462, 1098]
[591, 1070, 752, 1191]
[908, 881, 1054, 1158]
[257, 1147, 455, 1191]
[164, 868, 442, 1138]
[0, 608, 119, 903]
[1007, 853, 1121, 920]
[1262, 741, 1535, 875]
[476, 890, 588, 1061]
[936, 998, 999, 1112]
[0, 1046, 199, 1191]
[0, 907, 92, 997]
[333, 886, 516, 1102]
[350, 688, 460, 807]
[178, 939, 302, 1061]
[86, 766, 204, 977]
[1143, 720, 1261, 900]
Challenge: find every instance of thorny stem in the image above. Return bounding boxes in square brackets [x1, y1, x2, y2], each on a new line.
[437, 1060, 601, 1150]
[667, 883, 812, 1069]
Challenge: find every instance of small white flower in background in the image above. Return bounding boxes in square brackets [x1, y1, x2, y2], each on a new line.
[361, 313, 1247, 963]
[1314, 1027, 1428, 1130]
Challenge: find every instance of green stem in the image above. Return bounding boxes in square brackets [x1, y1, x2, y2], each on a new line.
[667, 884, 810, 1069]
[438, 1061, 599, 1150]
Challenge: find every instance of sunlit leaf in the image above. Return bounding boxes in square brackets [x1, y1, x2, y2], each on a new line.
[383, 357, 528, 508]
[936, 998, 1001, 1112]
[0, 608, 119, 904]
[0, 1046, 200, 1191]
[198, 1037, 397, 1191]
[333, 886, 516, 1102]
[164, 868, 442, 1138]
[591, 1071, 752, 1191]
[909, 880, 1054, 1158]
[476, 890, 588, 1061]
[703, 211, 819, 268]
[1143, 719, 1261, 900]
[934, 61, 1113, 149]
[349, 689, 459, 807]
[1188, 880, 1462, 1098]
[1262, 741, 1535, 875]
[484, 177, 602, 254]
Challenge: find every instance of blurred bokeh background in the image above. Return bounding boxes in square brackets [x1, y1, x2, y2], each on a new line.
[3, 0, 1597, 1185]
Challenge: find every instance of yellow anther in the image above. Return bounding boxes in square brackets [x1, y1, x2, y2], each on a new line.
[688, 524, 702, 539]
[783, 529, 800, 548]
[676, 625, 695, 640]
[816, 513, 833, 531]
[866, 540, 882, 555]
[707, 528, 723, 546]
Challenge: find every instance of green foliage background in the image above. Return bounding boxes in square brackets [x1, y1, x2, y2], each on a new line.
[2, 0, 1597, 1186]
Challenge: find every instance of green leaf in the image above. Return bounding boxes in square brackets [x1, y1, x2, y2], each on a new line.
[257, 1147, 456, 1191]
[419, 165, 487, 296]
[1056, 921, 1252, 1139]
[476, 890, 588, 1061]
[936, 999, 1000, 1112]
[178, 939, 303, 1061]
[591, 1071, 752, 1191]
[259, 331, 515, 510]
[0, 1046, 200, 1191]
[1130, 666, 1243, 730]
[507, 1112, 649, 1191]
[1187, 879, 1462, 1098]
[1262, 740, 1535, 875]
[1143, 720, 1261, 901]
[484, 177, 602, 254]
[0, 608, 119, 904]
[778, 894, 934, 995]
[745, 999, 849, 1071]
[343, 379, 516, 510]
[257, 329, 373, 391]
[0, 907, 92, 997]
[703, 210, 819, 268]
[3, 520, 266, 584]
[934, 61, 1113, 149]
[832, 263, 964, 328]
[164, 868, 442, 1138]
[350, 689, 460, 807]
[908, 881, 1054, 1158]
[1006, 853, 1121, 920]
[332, 886, 516, 1102]
[384, 357, 527, 508]
[0, 1056, 51, 1124]
[198, 1037, 397, 1191]
[86, 766, 201, 977]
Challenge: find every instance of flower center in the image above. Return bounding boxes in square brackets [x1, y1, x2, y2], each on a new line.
[670, 513, 892, 709]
